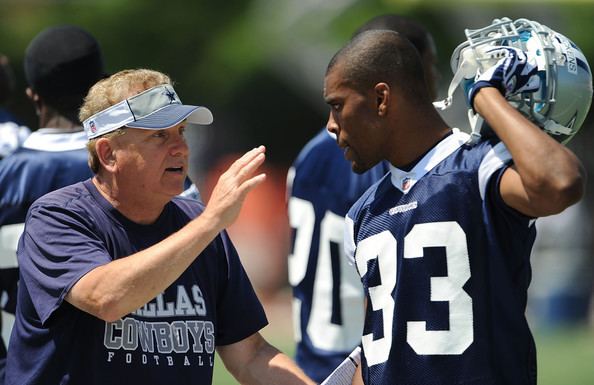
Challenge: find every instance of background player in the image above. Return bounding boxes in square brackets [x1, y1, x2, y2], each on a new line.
[286, 14, 439, 382]
[327, 27, 589, 384]
[0, 25, 106, 380]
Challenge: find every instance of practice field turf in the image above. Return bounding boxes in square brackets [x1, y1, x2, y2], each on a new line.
[213, 321, 594, 384]
[535, 325, 594, 385]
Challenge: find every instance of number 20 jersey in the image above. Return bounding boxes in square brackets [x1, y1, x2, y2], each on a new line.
[346, 129, 537, 385]
[287, 129, 389, 382]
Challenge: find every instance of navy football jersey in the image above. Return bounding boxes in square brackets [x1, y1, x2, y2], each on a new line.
[6, 179, 267, 385]
[0, 130, 91, 225]
[346, 129, 537, 385]
[0, 129, 91, 372]
[287, 128, 389, 382]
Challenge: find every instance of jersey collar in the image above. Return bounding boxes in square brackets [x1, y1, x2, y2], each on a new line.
[389, 128, 469, 193]
[22, 128, 87, 151]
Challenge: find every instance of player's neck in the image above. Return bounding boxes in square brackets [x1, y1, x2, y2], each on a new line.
[388, 106, 450, 168]
[39, 112, 81, 131]
[399, 129, 454, 171]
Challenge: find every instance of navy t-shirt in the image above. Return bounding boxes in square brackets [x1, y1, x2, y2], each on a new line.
[6, 179, 268, 385]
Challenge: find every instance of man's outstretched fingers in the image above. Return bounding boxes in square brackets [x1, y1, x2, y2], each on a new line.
[227, 145, 266, 175]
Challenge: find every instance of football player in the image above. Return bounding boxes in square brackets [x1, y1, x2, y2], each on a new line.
[326, 18, 591, 384]
[0, 26, 107, 380]
[286, 14, 439, 382]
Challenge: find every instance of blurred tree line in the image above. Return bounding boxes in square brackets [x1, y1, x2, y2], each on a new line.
[1, 0, 593, 175]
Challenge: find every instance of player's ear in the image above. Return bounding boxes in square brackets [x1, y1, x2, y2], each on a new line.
[374, 82, 390, 116]
[25, 87, 42, 115]
[95, 137, 117, 172]
[25, 87, 36, 101]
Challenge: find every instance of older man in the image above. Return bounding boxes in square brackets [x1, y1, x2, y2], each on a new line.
[0, 26, 106, 382]
[6, 68, 313, 385]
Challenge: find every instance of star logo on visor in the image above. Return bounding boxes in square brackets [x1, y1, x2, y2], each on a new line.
[165, 89, 177, 104]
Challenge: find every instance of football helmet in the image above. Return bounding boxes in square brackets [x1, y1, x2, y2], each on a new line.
[435, 17, 593, 144]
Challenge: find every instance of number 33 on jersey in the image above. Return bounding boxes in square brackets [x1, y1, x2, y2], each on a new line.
[355, 222, 472, 366]
[345, 130, 537, 384]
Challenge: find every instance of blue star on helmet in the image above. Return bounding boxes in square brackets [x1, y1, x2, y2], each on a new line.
[164, 89, 178, 104]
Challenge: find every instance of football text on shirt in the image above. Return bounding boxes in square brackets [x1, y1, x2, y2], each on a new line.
[103, 284, 215, 367]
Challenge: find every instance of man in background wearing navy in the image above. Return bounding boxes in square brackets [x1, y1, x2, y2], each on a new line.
[0, 25, 106, 379]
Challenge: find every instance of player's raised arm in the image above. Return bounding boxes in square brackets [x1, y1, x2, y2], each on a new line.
[473, 87, 584, 217]
[464, 43, 586, 217]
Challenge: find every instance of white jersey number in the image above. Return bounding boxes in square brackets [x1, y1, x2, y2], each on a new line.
[288, 197, 364, 352]
[355, 221, 473, 365]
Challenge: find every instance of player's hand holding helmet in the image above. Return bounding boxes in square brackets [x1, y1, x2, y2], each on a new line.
[466, 46, 540, 111]
[435, 17, 593, 145]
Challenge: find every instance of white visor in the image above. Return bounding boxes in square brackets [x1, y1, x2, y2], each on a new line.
[82, 84, 213, 139]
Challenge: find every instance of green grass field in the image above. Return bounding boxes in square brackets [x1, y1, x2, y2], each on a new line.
[213, 322, 594, 384]
[535, 325, 594, 385]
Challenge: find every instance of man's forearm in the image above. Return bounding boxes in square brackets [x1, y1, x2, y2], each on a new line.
[236, 342, 314, 385]
[65, 212, 221, 321]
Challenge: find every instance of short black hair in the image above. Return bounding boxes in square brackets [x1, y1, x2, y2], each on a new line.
[327, 30, 430, 105]
[352, 14, 432, 58]
[24, 25, 106, 122]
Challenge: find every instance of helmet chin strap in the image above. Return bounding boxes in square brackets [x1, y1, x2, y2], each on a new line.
[433, 48, 483, 145]
[433, 49, 477, 110]
[543, 119, 573, 136]
[466, 110, 484, 145]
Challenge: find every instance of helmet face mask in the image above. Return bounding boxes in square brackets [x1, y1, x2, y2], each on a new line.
[441, 17, 593, 144]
